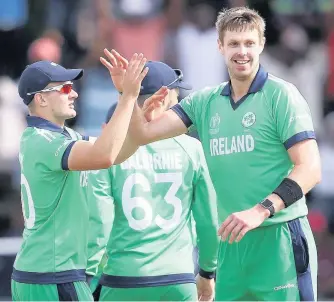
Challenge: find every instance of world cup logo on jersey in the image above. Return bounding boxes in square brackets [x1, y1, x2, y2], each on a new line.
[242, 112, 256, 128]
[209, 113, 221, 135]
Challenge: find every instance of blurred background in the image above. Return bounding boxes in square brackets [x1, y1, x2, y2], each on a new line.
[0, 0, 334, 300]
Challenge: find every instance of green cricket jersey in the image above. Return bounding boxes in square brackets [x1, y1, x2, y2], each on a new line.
[172, 65, 315, 227]
[13, 116, 91, 284]
[99, 135, 218, 288]
[86, 169, 114, 277]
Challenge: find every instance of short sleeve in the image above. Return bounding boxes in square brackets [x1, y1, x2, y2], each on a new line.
[34, 129, 77, 171]
[171, 88, 215, 133]
[64, 126, 89, 141]
[174, 93, 197, 129]
[273, 83, 316, 149]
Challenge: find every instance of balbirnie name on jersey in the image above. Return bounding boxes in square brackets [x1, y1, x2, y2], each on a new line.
[120, 151, 183, 171]
[209, 134, 255, 156]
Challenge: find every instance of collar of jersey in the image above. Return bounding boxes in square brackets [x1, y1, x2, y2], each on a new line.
[26, 115, 65, 133]
[221, 64, 268, 96]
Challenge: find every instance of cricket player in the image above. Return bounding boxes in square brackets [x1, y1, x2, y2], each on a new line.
[85, 171, 114, 300]
[11, 54, 166, 301]
[107, 7, 321, 301]
[94, 59, 219, 301]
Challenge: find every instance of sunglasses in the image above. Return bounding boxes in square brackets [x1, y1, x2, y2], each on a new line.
[27, 82, 73, 96]
[166, 69, 183, 88]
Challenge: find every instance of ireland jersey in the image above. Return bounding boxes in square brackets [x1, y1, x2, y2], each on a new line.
[100, 135, 218, 288]
[86, 169, 114, 277]
[13, 116, 91, 284]
[173, 65, 315, 227]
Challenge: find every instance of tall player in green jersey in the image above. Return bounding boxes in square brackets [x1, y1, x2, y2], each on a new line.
[108, 7, 321, 302]
[11, 55, 167, 301]
[95, 58, 219, 301]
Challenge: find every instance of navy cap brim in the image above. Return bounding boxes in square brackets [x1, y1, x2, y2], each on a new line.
[51, 68, 84, 82]
[177, 81, 192, 90]
[173, 69, 192, 90]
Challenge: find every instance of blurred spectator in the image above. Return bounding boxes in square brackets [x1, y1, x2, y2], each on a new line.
[314, 113, 334, 196]
[109, 0, 169, 61]
[270, 0, 334, 16]
[324, 6, 334, 116]
[308, 210, 328, 234]
[75, 67, 119, 137]
[310, 208, 334, 299]
[0, 0, 29, 78]
[261, 23, 326, 136]
[312, 112, 334, 233]
[76, 0, 182, 66]
[74, 0, 183, 136]
[44, 0, 86, 68]
[269, 0, 331, 42]
[0, 0, 28, 31]
[169, 3, 228, 93]
[0, 76, 26, 191]
[28, 37, 62, 63]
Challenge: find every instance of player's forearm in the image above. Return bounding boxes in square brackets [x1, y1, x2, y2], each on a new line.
[286, 161, 321, 195]
[92, 95, 136, 166]
[130, 105, 187, 146]
[129, 103, 151, 145]
[129, 103, 166, 145]
[114, 134, 139, 165]
[196, 224, 219, 272]
[259, 161, 321, 216]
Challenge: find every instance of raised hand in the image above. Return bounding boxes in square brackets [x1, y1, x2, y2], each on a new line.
[121, 53, 148, 99]
[100, 49, 129, 92]
[142, 86, 168, 121]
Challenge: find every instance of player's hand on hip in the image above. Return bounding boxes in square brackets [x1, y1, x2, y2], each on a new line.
[120, 53, 148, 99]
[196, 274, 215, 301]
[218, 205, 268, 243]
[100, 48, 128, 92]
[142, 86, 168, 121]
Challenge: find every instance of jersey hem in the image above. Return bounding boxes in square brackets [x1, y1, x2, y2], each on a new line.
[11, 268, 86, 284]
[100, 273, 195, 288]
[261, 212, 308, 227]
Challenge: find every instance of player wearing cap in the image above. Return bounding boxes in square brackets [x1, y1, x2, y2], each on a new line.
[93, 54, 219, 301]
[11, 54, 167, 301]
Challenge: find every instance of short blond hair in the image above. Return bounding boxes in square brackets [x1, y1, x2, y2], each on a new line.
[215, 7, 265, 42]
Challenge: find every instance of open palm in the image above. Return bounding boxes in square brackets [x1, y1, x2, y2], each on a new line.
[142, 86, 168, 121]
[100, 49, 129, 92]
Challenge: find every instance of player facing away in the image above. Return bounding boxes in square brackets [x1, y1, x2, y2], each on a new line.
[109, 7, 321, 302]
[85, 169, 114, 299]
[94, 59, 219, 301]
[11, 55, 166, 301]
